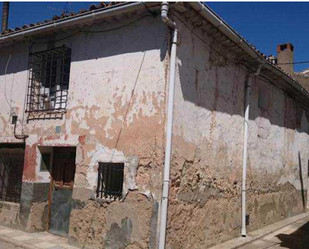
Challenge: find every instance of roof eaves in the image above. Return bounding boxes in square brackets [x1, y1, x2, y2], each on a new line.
[188, 2, 309, 105]
[0, 2, 142, 44]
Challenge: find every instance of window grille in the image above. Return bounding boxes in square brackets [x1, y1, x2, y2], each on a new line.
[27, 45, 71, 112]
[97, 163, 124, 199]
[0, 146, 24, 203]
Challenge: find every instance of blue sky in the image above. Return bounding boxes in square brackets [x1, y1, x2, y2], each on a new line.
[207, 2, 309, 72]
[1, 2, 309, 72]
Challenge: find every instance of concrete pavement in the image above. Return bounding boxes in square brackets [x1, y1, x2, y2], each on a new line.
[211, 212, 309, 249]
[239, 216, 309, 249]
[0, 225, 78, 249]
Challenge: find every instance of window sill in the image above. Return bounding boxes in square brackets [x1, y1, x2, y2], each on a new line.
[95, 196, 124, 206]
[27, 110, 66, 121]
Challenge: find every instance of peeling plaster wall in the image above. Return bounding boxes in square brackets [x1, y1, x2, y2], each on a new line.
[0, 14, 168, 246]
[166, 14, 309, 249]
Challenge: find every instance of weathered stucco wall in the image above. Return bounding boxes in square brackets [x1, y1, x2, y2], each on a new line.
[165, 13, 309, 249]
[0, 14, 168, 247]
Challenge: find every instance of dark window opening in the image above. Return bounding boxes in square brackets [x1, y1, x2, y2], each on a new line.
[52, 147, 76, 189]
[40, 153, 51, 172]
[27, 45, 71, 113]
[0, 144, 25, 203]
[97, 163, 124, 199]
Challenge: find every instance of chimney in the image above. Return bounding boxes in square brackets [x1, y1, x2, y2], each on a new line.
[277, 43, 294, 75]
[1, 2, 9, 32]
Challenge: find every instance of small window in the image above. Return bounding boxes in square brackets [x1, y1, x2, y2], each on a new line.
[97, 163, 124, 199]
[40, 153, 51, 172]
[27, 45, 71, 112]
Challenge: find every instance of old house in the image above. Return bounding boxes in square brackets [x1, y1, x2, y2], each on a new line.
[0, 2, 308, 249]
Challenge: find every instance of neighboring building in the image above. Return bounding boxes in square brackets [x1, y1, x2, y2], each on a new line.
[0, 2, 308, 249]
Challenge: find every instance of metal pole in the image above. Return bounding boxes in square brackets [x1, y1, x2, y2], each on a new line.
[1, 2, 9, 32]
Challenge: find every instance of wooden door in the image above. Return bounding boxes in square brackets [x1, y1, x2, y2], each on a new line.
[49, 147, 76, 237]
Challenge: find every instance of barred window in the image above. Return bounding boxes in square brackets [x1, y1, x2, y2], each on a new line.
[97, 163, 124, 199]
[27, 45, 71, 112]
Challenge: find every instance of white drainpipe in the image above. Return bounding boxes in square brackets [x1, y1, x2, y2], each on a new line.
[241, 64, 262, 237]
[159, 2, 178, 249]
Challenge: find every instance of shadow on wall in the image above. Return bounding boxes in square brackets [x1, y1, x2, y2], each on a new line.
[1, 11, 308, 133]
[176, 25, 309, 132]
[0, 15, 168, 76]
[276, 220, 309, 248]
[69, 15, 168, 64]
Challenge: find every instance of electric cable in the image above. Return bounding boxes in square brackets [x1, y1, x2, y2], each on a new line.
[14, 119, 28, 141]
[80, 51, 147, 249]
[29, 13, 157, 50]
[4, 54, 12, 109]
[277, 60, 309, 65]
[109, 51, 147, 162]
[142, 2, 158, 16]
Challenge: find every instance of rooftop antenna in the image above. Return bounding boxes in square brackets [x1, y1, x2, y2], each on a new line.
[47, 2, 71, 15]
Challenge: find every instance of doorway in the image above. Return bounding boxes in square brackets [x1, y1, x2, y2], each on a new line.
[0, 143, 25, 203]
[49, 147, 76, 237]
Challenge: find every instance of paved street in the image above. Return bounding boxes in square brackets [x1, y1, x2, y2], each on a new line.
[239, 216, 309, 249]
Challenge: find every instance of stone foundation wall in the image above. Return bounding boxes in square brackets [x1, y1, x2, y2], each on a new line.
[69, 191, 156, 249]
[167, 184, 305, 249]
[0, 202, 20, 229]
[0, 184, 49, 232]
[20, 182, 50, 232]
